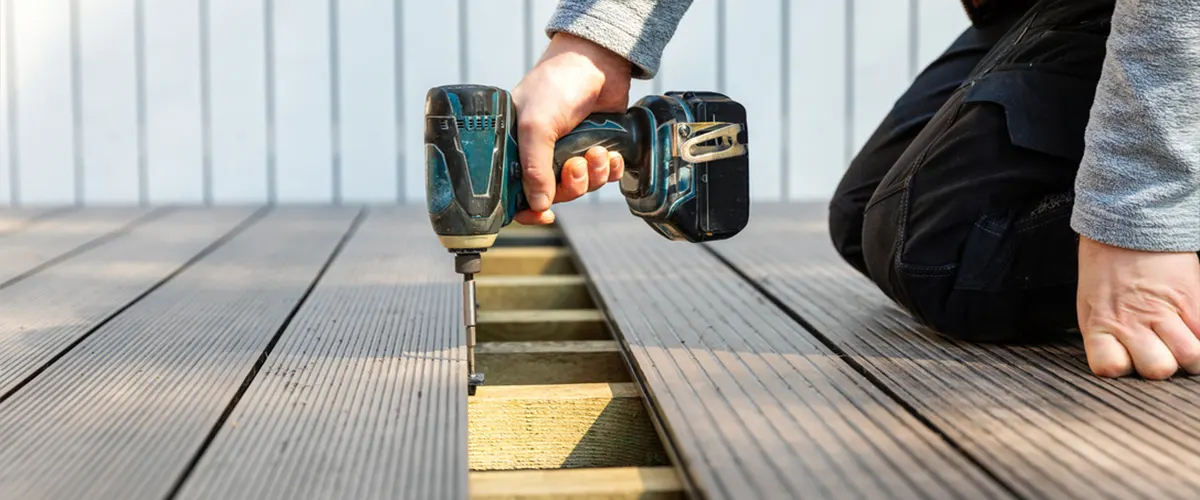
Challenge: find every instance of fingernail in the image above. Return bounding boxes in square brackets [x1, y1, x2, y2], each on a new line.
[533, 193, 550, 210]
[572, 164, 587, 181]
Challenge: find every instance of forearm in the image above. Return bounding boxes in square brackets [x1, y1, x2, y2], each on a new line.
[1071, 0, 1200, 252]
[545, 0, 692, 78]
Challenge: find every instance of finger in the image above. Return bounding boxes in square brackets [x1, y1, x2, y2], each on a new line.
[1117, 326, 1180, 380]
[554, 157, 589, 203]
[1082, 329, 1134, 378]
[584, 146, 610, 192]
[517, 116, 558, 212]
[608, 152, 624, 182]
[1153, 317, 1200, 374]
[513, 208, 555, 226]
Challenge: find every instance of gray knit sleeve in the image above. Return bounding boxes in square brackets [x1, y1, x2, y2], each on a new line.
[544, 0, 693, 79]
[1071, 0, 1200, 252]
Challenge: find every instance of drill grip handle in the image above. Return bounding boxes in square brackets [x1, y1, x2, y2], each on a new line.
[515, 112, 643, 213]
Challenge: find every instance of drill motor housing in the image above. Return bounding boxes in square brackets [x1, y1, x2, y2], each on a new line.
[424, 83, 750, 252]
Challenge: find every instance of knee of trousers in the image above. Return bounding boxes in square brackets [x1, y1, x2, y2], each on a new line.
[860, 195, 1076, 345]
[826, 196, 864, 267]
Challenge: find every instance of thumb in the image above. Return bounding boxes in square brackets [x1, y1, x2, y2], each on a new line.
[517, 114, 559, 213]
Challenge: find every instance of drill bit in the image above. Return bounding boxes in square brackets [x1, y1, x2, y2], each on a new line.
[455, 252, 484, 395]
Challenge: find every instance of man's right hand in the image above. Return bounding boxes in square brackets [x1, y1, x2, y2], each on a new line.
[510, 33, 633, 225]
[1077, 235, 1200, 379]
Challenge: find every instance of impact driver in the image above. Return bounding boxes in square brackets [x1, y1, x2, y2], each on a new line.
[424, 84, 751, 395]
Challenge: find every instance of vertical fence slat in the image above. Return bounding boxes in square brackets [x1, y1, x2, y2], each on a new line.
[724, 0, 783, 201]
[338, 0, 397, 203]
[270, 0, 334, 202]
[12, 0, 76, 205]
[401, 0, 461, 203]
[208, 0, 268, 203]
[78, 0, 138, 204]
[144, 0, 204, 203]
[526, 0, 556, 69]
[917, 0, 969, 71]
[789, 1, 849, 200]
[0, 0, 12, 205]
[851, 0, 912, 155]
[465, 0, 524, 90]
[657, 0, 718, 93]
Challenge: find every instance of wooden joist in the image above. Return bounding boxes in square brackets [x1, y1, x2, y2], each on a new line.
[477, 310, 610, 342]
[469, 466, 684, 499]
[468, 383, 668, 471]
[475, 275, 592, 310]
[480, 247, 575, 276]
[475, 340, 630, 386]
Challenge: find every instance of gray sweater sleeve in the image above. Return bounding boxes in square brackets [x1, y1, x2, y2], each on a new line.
[544, 0, 692, 78]
[1071, 0, 1200, 252]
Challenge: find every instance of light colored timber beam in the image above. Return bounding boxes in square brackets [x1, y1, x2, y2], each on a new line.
[469, 383, 670, 471]
[475, 275, 593, 310]
[477, 309, 610, 342]
[475, 340, 631, 386]
[480, 247, 575, 276]
[469, 466, 684, 500]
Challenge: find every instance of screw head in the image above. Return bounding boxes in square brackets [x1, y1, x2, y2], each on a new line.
[678, 124, 691, 138]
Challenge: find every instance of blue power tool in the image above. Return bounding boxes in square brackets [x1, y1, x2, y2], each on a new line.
[423, 84, 750, 393]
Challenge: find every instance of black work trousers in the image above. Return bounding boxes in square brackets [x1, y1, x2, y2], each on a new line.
[829, 0, 1115, 343]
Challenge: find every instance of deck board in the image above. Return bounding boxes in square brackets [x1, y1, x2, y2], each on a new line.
[706, 202, 1200, 498]
[0, 206, 156, 287]
[176, 207, 467, 500]
[0, 207, 258, 396]
[556, 203, 1010, 500]
[0, 207, 358, 499]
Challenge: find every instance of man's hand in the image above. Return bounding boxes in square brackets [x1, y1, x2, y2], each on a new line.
[1077, 235, 1200, 379]
[510, 33, 632, 225]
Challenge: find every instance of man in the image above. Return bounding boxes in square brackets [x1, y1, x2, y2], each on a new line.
[508, 0, 1200, 380]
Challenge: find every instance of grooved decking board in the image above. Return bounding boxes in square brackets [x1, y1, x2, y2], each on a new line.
[555, 204, 1010, 500]
[0, 207, 72, 234]
[0, 207, 259, 396]
[0, 207, 157, 286]
[0, 207, 359, 499]
[706, 202, 1200, 499]
[176, 207, 466, 500]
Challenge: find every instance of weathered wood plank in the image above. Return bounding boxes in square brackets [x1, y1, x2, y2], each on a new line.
[0, 206, 258, 396]
[176, 206, 466, 500]
[706, 202, 1200, 498]
[0, 207, 358, 499]
[556, 203, 1010, 500]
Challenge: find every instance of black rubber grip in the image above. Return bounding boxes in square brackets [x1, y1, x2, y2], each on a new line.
[515, 111, 646, 213]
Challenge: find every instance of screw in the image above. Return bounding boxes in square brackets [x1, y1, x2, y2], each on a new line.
[678, 124, 691, 138]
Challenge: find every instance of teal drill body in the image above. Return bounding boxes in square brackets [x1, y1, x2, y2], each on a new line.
[424, 83, 751, 394]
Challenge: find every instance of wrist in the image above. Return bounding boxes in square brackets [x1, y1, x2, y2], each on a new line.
[546, 32, 633, 80]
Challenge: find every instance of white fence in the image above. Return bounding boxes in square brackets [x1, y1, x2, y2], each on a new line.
[0, 0, 969, 206]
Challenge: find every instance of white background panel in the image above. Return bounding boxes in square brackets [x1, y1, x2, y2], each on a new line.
[790, 1, 848, 200]
[724, 0, 783, 201]
[337, 0, 397, 202]
[917, 0, 970, 71]
[656, 0, 718, 92]
[401, 0, 461, 203]
[527, 0, 556, 68]
[208, 0, 269, 203]
[851, 0, 912, 155]
[79, 0, 138, 203]
[12, 0, 75, 204]
[0, 0, 969, 206]
[271, 0, 333, 202]
[143, 0, 204, 203]
[465, 0, 525, 90]
[0, 0, 13, 204]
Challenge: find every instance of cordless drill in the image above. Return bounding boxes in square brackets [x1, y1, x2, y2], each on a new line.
[424, 84, 750, 394]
